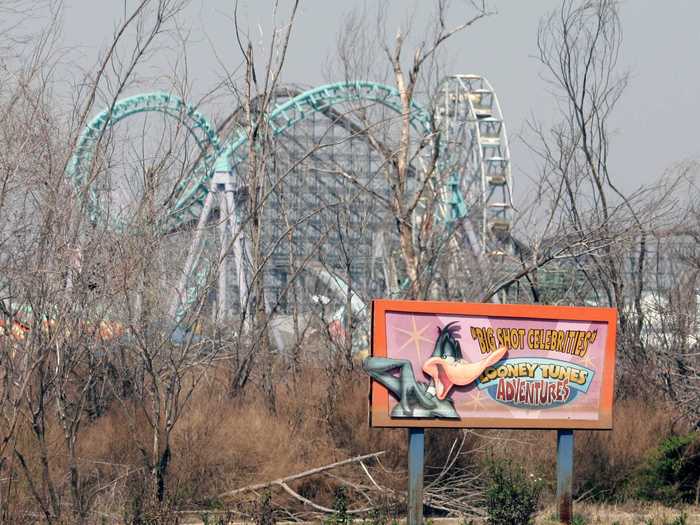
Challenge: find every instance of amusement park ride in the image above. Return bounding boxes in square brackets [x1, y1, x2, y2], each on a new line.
[2, 75, 516, 347]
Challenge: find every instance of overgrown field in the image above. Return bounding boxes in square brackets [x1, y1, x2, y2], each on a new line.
[3, 356, 698, 523]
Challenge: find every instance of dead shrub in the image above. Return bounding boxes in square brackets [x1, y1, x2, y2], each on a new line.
[479, 398, 682, 502]
[3, 352, 686, 520]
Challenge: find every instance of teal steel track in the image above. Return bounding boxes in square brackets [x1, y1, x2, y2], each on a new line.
[214, 81, 467, 222]
[68, 81, 468, 230]
[66, 92, 222, 229]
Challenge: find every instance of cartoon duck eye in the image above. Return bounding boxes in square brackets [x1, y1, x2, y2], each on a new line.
[441, 355, 447, 359]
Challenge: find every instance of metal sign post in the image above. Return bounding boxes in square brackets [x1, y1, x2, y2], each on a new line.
[556, 429, 574, 524]
[407, 428, 425, 525]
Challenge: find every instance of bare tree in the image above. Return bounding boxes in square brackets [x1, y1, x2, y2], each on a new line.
[507, 0, 680, 376]
[0, 0, 221, 521]
[643, 172, 700, 426]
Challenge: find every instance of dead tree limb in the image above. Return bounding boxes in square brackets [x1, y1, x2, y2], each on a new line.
[217, 450, 386, 499]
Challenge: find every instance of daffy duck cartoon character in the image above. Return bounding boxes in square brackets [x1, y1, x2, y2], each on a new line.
[364, 322, 507, 418]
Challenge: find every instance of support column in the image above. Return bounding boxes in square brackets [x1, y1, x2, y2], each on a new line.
[168, 191, 214, 321]
[407, 427, 424, 525]
[556, 429, 574, 524]
[217, 189, 230, 319]
[223, 186, 249, 315]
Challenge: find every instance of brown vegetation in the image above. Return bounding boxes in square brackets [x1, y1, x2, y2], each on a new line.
[1, 353, 688, 522]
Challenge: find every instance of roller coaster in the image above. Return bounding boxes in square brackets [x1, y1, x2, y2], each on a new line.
[3, 74, 696, 351]
[58, 75, 516, 348]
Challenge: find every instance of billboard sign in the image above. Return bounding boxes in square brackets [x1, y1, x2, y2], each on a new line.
[367, 300, 617, 429]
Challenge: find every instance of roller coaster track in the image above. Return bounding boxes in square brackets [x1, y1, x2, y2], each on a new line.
[63, 79, 515, 334]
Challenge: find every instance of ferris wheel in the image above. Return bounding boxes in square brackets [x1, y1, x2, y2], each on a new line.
[433, 75, 514, 258]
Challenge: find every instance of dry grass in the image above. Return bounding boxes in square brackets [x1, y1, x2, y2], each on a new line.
[536, 502, 700, 524]
[479, 397, 683, 500]
[1, 359, 691, 522]
[177, 504, 700, 524]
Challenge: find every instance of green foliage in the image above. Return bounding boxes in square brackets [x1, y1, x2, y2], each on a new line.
[633, 432, 700, 505]
[571, 514, 589, 525]
[325, 486, 350, 525]
[363, 506, 388, 525]
[255, 489, 275, 525]
[199, 511, 233, 525]
[643, 513, 688, 525]
[362, 494, 400, 525]
[484, 459, 543, 525]
[669, 513, 688, 525]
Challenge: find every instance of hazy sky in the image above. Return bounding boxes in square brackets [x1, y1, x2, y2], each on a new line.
[55, 0, 700, 201]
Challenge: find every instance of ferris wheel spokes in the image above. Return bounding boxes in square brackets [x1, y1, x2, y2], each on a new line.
[433, 75, 514, 259]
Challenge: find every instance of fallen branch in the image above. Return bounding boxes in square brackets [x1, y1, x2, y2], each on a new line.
[360, 460, 384, 491]
[218, 450, 386, 499]
[278, 481, 374, 514]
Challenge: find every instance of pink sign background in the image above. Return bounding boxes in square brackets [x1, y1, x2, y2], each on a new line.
[385, 312, 609, 421]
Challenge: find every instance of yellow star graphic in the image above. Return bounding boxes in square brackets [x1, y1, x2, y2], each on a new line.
[580, 353, 595, 369]
[464, 389, 486, 409]
[395, 315, 433, 360]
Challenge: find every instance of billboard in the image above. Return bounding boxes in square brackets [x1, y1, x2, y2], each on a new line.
[367, 300, 617, 429]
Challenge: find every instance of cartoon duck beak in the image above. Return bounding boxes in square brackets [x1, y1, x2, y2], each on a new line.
[422, 346, 508, 400]
[422, 357, 455, 400]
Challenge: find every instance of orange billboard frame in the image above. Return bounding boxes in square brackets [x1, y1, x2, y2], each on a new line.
[369, 299, 617, 429]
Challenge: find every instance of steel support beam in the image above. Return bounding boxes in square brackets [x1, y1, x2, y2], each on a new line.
[168, 190, 215, 321]
[557, 429, 574, 524]
[407, 427, 424, 525]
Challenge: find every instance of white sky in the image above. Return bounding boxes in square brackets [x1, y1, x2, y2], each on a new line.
[52, 0, 700, 202]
